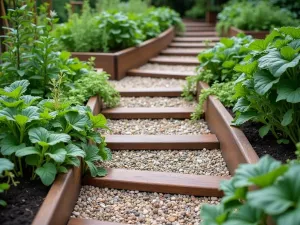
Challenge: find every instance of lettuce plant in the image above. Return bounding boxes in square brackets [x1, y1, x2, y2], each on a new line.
[0, 80, 111, 186]
[200, 143, 300, 225]
[233, 27, 300, 144]
[0, 158, 15, 207]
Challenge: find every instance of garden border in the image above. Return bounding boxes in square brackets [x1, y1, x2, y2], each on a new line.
[71, 27, 175, 80]
[31, 96, 102, 225]
[229, 27, 269, 39]
[197, 82, 259, 174]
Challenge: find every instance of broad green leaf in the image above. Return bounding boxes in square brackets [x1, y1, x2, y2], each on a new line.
[57, 166, 68, 173]
[223, 205, 263, 225]
[259, 50, 300, 77]
[234, 155, 287, 188]
[1, 135, 25, 156]
[200, 204, 228, 225]
[277, 80, 300, 103]
[220, 38, 234, 48]
[280, 46, 297, 61]
[289, 40, 300, 50]
[279, 27, 300, 39]
[220, 179, 246, 210]
[0, 98, 24, 107]
[0, 108, 17, 121]
[234, 61, 258, 75]
[0, 158, 14, 174]
[29, 127, 49, 144]
[21, 95, 41, 105]
[4, 80, 29, 97]
[281, 109, 293, 126]
[84, 144, 102, 162]
[65, 144, 86, 158]
[276, 209, 300, 225]
[86, 161, 98, 177]
[14, 115, 29, 127]
[45, 148, 67, 163]
[89, 113, 107, 128]
[232, 111, 257, 126]
[65, 157, 80, 167]
[0, 86, 23, 99]
[21, 106, 40, 122]
[15, 147, 41, 157]
[248, 39, 269, 51]
[47, 133, 70, 146]
[254, 70, 279, 95]
[35, 162, 57, 186]
[248, 165, 300, 215]
[97, 167, 108, 177]
[222, 60, 236, 69]
[233, 98, 250, 113]
[259, 125, 271, 138]
[65, 111, 89, 131]
[0, 183, 10, 191]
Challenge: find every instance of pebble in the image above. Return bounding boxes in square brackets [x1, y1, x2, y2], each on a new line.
[102, 119, 211, 135]
[103, 149, 230, 177]
[71, 186, 221, 225]
[117, 97, 197, 108]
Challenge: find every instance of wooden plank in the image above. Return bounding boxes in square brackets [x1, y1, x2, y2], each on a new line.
[102, 107, 195, 119]
[161, 48, 203, 56]
[186, 27, 216, 32]
[169, 42, 214, 48]
[184, 23, 214, 27]
[83, 168, 227, 197]
[68, 219, 126, 225]
[117, 88, 183, 97]
[105, 134, 219, 150]
[149, 56, 199, 66]
[127, 68, 195, 79]
[174, 37, 220, 42]
[178, 31, 217, 37]
[198, 82, 259, 174]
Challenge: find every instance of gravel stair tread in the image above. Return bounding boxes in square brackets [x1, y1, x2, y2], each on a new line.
[127, 68, 195, 79]
[169, 42, 214, 48]
[161, 48, 205, 56]
[178, 31, 217, 37]
[174, 37, 220, 42]
[148, 56, 199, 66]
[116, 87, 183, 97]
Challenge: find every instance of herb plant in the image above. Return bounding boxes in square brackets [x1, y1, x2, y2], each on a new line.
[200, 143, 300, 225]
[232, 27, 300, 144]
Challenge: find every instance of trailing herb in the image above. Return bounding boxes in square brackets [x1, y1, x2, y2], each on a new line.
[200, 143, 300, 225]
[0, 80, 111, 186]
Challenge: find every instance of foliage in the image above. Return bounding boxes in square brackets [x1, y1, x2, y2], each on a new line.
[216, 1, 299, 35]
[97, 0, 150, 14]
[200, 143, 300, 225]
[184, 0, 206, 19]
[0, 158, 15, 207]
[61, 70, 120, 107]
[182, 35, 253, 120]
[0, 80, 111, 186]
[232, 27, 300, 144]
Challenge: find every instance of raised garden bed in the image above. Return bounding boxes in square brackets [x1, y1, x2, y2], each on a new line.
[229, 26, 269, 39]
[71, 28, 175, 80]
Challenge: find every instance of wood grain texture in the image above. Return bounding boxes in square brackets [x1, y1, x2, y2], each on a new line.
[169, 42, 214, 48]
[149, 56, 199, 66]
[83, 168, 228, 197]
[161, 48, 204, 56]
[86, 96, 102, 115]
[198, 82, 259, 174]
[178, 31, 217, 37]
[128, 68, 195, 79]
[117, 88, 183, 97]
[102, 107, 195, 119]
[68, 218, 127, 225]
[174, 37, 220, 42]
[105, 134, 219, 150]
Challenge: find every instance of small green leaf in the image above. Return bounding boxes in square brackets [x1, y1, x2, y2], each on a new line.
[277, 81, 300, 103]
[45, 148, 67, 163]
[259, 125, 271, 138]
[57, 166, 68, 173]
[279, 27, 300, 39]
[35, 163, 57, 186]
[65, 144, 86, 158]
[0, 199, 7, 207]
[200, 204, 228, 225]
[0, 158, 14, 174]
[89, 113, 107, 128]
[233, 98, 250, 113]
[248, 39, 269, 51]
[0, 183, 10, 191]
[97, 167, 108, 177]
[281, 109, 294, 126]
[65, 111, 89, 131]
[232, 111, 257, 126]
[280, 46, 297, 61]
[86, 161, 98, 177]
[223, 205, 264, 225]
[14, 115, 29, 126]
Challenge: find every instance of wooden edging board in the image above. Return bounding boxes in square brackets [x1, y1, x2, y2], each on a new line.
[229, 27, 269, 39]
[31, 96, 102, 225]
[197, 82, 259, 174]
[72, 27, 175, 80]
[68, 218, 127, 225]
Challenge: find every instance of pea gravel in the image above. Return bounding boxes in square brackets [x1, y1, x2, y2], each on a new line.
[103, 119, 210, 135]
[118, 97, 197, 108]
[110, 76, 186, 89]
[138, 63, 196, 73]
[72, 186, 220, 225]
[104, 149, 229, 177]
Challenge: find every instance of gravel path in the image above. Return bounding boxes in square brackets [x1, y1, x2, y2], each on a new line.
[103, 119, 210, 135]
[104, 149, 229, 177]
[138, 63, 196, 73]
[118, 97, 197, 108]
[152, 56, 197, 60]
[72, 186, 220, 225]
[110, 76, 186, 89]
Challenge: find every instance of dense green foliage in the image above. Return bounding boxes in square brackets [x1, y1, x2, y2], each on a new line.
[97, 0, 150, 14]
[216, 1, 299, 35]
[182, 35, 253, 119]
[233, 27, 300, 144]
[184, 0, 206, 19]
[200, 143, 300, 225]
[0, 158, 15, 206]
[53, 2, 184, 52]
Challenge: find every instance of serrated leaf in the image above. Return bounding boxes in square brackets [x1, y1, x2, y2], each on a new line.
[281, 109, 293, 126]
[234, 61, 258, 75]
[35, 163, 57, 186]
[0, 158, 14, 174]
[254, 70, 279, 95]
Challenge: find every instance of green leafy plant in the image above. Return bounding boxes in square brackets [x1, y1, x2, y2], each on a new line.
[232, 27, 300, 144]
[200, 143, 300, 225]
[0, 158, 15, 207]
[0, 80, 111, 186]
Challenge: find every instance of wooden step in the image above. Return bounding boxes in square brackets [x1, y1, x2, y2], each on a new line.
[68, 219, 126, 225]
[178, 31, 217, 37]
[186, 27, 216, 32]
[174, 37, 220, 42]
[83, 168, 227, 197]
[149, 56, 198, 66]
[161, 48, 203, 56]
[169, 42, 214, 48]
[102, 107, 194, 119]
[184, 23, 214, 27]
[105, 134, 219, 150]
[127, 68, 195, 79]
[117, 88, 183, 97]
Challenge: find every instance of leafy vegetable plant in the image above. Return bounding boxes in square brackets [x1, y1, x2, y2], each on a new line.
[200, 143, 300, 225]
[232, 27, 300, 144]
[0, 158, 15, 207]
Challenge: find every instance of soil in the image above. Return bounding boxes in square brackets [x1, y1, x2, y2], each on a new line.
[0, 177, 49, 225]
[226, 107, 297, 162]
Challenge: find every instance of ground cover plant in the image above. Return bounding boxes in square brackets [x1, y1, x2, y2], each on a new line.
[200, 143, 300, 225]
[53, 1, 184, 52]
[182, 34, 253, 119]
[216, 0, 299, 36]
